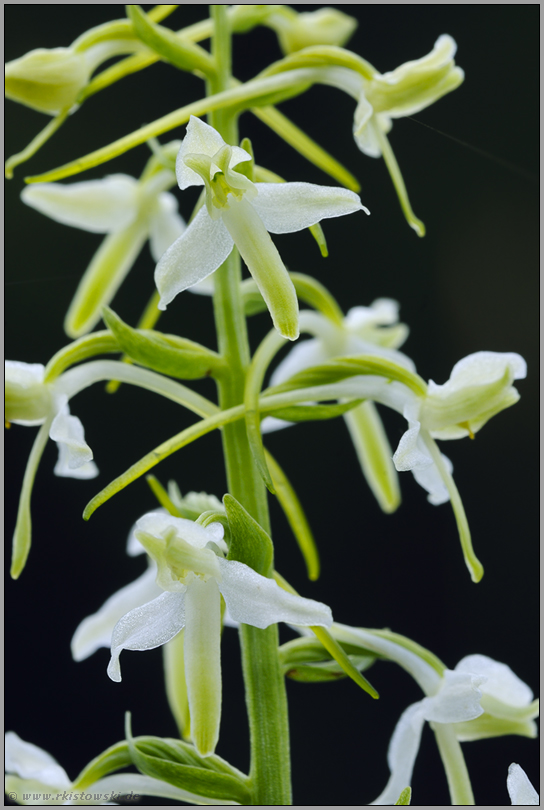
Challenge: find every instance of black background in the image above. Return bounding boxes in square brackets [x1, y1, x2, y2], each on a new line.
[5, 5, 539, 806]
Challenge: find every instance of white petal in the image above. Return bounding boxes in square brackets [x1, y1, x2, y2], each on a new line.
[5, 732, 70, 787]
[422, 670, 484, 724]
[188, 274, 215, 295]
[148, 192, 186, 262]
[155, 207, 233, 310]
[251, 182, 368, 234]
[71, 567, 161, 661]
[412, 452, 452, 505]
[21, 175, 139, 233]
[370, 702, 426, 805]
[507, 764, 539, 805]
[49, 405, 96, 475]
[184, 578, 222, 756]
[136, 511, 223, 550]
[429, 351, 527, 396]
[217, 559, 332, 629]
[344, 299, 401, 329]
[176, 116, 251, 189]
[393, 419, 431, 472]
[107, 591, 185, 682]
[353, 93, 382, 158]
[455, 655, 534, 707]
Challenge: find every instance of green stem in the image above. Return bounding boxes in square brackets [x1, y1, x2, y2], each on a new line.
[208, 6, 291, 804]
[431, 723, 475, 805]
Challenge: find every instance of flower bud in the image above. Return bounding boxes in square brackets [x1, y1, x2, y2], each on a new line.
[268, 8, 357, 55]
[5, 47, 90, 115]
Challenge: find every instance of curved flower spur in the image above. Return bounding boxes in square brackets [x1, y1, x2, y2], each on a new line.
[155, 116, 368, 340]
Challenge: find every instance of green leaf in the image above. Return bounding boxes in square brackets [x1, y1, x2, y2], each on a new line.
[266, 399, 363, 423]
[223, 494, 274, 577]
[126, 5, 216, 77]
[265, 449, 320, 581]
[71, 741, 132, 790]
[126, 723, 251, 805]
[395, 786, 412, 805]
[284, 657, 376, 683]
[279, 637, 377, 683]
[103, 306, 224, 380]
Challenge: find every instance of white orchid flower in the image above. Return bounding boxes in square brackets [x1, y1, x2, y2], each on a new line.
[297, 350, 525, 579]
[107, 511, 332, 756]
[5, 360, 98, 480]
[4, 732, 239, 806]
[507, 764, 539, 805]
[327, 626, 539, 806]
[155, 116, 368, 340]
[309, 36, 463, 234]
[262, 299, 414, 513]
[22, 157, 185, 338]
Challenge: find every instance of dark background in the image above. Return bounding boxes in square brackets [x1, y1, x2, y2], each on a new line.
[5, 5, 539, 806]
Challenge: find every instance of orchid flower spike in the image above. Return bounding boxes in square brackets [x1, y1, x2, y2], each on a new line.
[266, 7, 358, 55]
[507, 764, 539, 805]
[4, 731, 234, 806]
[155, 116, 368, 340]
[22, 151, 185, 338]
[107, 511, 332, 756]
[263, 299, 414, 513]
[326, 626, 539, 806]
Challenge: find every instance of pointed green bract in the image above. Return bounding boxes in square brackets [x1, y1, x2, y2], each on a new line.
[70, 741, 132, 790]
[223, 494, 274, 577]
[103, 306, 224, 380]
[395, 786, 412, 805]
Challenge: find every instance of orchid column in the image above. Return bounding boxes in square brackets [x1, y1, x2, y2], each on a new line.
[207, 6, 290, 804]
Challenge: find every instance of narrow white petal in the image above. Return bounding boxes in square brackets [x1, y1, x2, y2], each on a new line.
[107, 591, 185, 682]
[393, 419, 432, 472]
[217, 559, 332, 628]
[148, 192, 186, 262]
[456, 655, 534, 707]
[412, 453, 452, 505]
[155, 207, 233, 310]
[184, 577, 222, 756]
[71, 567, 161, 661]
[421, 670, 484, 724]
[5, 732, 70, 787]
[507, 764, 539, 805]
[370, 703, 427, 804]
[251, 182, 368, 234]
[21, 176, 139, 233]
[49, 406, 95, 474]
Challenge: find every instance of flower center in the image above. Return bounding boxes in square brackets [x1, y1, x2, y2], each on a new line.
[183, 144, 256, 219]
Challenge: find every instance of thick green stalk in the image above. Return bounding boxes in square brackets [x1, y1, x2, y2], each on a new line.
[208, 6, 292, 804]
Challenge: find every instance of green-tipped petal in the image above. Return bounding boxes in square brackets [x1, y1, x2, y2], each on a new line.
[344, 400, 401, 513]
[184, 577, 222, 756]
[65, 217, 148, 338]
[221, 197, 299, 340]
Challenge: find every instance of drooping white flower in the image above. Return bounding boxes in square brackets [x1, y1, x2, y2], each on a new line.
[4, 732, 238, 806]
[22, 158, 185, 338]
[507, 764, 539, 805]
[326, 625, 539, 806]
[262, 299, 414, 513]
[155, 116, 368, 340]
[107, 511, 332, 756]
[5, 360, 97, 479]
